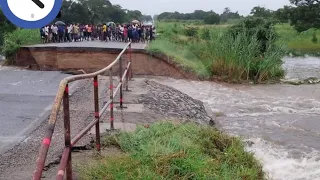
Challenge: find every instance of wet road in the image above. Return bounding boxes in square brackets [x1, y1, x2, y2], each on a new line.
[153, 56, 320, 180]
[0, 67, 71, 154]
[23, 41, 147, 50]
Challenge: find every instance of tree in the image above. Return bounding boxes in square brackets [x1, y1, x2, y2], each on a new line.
[157, 10, 222, 24]
[141, 15, 153, 22]
[250, 6, 273, 18]
[220, 7, 241, 22]
[127, 10, 143, 21]
[273, 6, 293, 23]
[288, 0, 320, 32]
[0, 8, 16, 49]
[204, 12, 220, 24]
[53, 0, 149, 24]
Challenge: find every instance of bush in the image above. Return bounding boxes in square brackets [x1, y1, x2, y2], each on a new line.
[312, 31, 318, 44]
[199, 28, 211, 40]
[2, 28, 40, 60]
[207, 31, 285, 82]
[0, 9, 16, 49]
[183, 26, 198, 37]
[228, 17, 278, 54]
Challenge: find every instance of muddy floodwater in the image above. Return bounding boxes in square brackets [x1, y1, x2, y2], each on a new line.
[154, 56, 320, 180]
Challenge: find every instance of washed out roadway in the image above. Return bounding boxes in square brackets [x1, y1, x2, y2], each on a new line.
[0, 67, 73, 154]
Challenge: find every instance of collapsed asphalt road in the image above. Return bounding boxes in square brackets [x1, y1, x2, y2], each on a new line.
[0, 67, 72, 154]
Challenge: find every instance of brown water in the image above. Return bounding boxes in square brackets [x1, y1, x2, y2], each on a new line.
[153, 56, 320, 180]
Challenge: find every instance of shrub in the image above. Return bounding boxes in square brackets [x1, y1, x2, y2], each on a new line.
[183, 26, 198, 37]
[312, 31, 318, 44]
[207, 31, 285, 82]
[199, 28, 211, 40]
[2, 28, 40, 60]
[228, 17, 278, 54]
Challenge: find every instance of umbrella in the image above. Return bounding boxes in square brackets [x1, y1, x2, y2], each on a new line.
[55, 21, 65, 26]
[107, 22, 115, 26]
[132, 20, 140, 24]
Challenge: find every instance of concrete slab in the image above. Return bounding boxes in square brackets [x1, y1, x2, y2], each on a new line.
[111, 104, 145, 113]
[89, 122, 137, 134]
[0, 67, 82, 154]
[23, 41, 147, 50]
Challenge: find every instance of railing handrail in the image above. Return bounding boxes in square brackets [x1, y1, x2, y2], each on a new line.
[33, 42, 132, 180]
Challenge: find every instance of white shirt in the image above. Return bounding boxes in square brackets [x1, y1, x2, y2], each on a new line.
[67, 25, 73, 33]
[52, 26, 58, 34]
[44, 26, 49, 35]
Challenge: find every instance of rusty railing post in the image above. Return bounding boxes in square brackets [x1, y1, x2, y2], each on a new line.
[125, 58, 129, 92]
[63, 84, 72, 180]
[93, 76, 101, 153]
[129, 43, 133, 80]
[109, 68, 114, 130]
[119, 57, 124, 109]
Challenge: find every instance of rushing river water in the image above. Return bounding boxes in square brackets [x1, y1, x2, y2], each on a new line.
[154, 56, 320, 180]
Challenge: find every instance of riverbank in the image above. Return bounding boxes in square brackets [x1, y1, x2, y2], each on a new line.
[148, 21, 320, 83]
[78, 121, 264, 180]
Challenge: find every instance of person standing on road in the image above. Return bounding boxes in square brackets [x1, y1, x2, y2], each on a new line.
[40, 27, 45, 43]
[52, 25, 58, 43]
[44, 25, 49, 43]
[143, 26, 147, 43]
[67, 24, 73, 42]
[128, 25, 133, 42]
[149, 26, 153, 42]
[123, 26, 128, 42]
[102, 23, 107, 42]
[58, 25, 64, 42]
[87, 25, 92, 41]
[74, 24, 80, 42]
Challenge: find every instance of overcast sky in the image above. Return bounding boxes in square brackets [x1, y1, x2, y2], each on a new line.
[110, 0, 290, 16]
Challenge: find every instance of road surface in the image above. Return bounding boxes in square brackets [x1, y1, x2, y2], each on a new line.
[23, 41, 147, 49]
[0, 66, 74, 154]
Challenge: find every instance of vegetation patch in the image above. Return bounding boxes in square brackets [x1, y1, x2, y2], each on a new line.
[78, 121, 265, 180]
[1, 29, 40, 64]
[275, 24, 320, 56]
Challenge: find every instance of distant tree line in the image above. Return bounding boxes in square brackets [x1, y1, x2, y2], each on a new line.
[247, 0, 320, 32]
[156, 0, 319, 33]
[56, 0, 153, 24]
[156, 8, 242, 24]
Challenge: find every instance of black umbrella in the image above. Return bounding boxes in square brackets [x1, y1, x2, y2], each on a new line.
[55, 21, 65, 26]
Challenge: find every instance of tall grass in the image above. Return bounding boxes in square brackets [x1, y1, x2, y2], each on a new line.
[149, 21, 285, 83]
[79, 121, 265, 179]
[275, 23, 320, 56]
[2, 28, 40, 60]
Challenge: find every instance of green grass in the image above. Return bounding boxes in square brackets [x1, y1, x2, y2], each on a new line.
[2, 28, 40, 61]
[149, 21, 285, 83]
[78, 121, 265, 180]
[275, 23, 320, 56]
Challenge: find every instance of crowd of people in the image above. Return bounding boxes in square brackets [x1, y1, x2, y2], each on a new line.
[40, 23, 156, 44]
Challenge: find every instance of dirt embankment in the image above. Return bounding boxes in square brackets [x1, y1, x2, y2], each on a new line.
[15, 47, 197, 79]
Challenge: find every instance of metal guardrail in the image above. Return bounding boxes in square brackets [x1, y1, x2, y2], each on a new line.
[33, 42, 133, 180]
